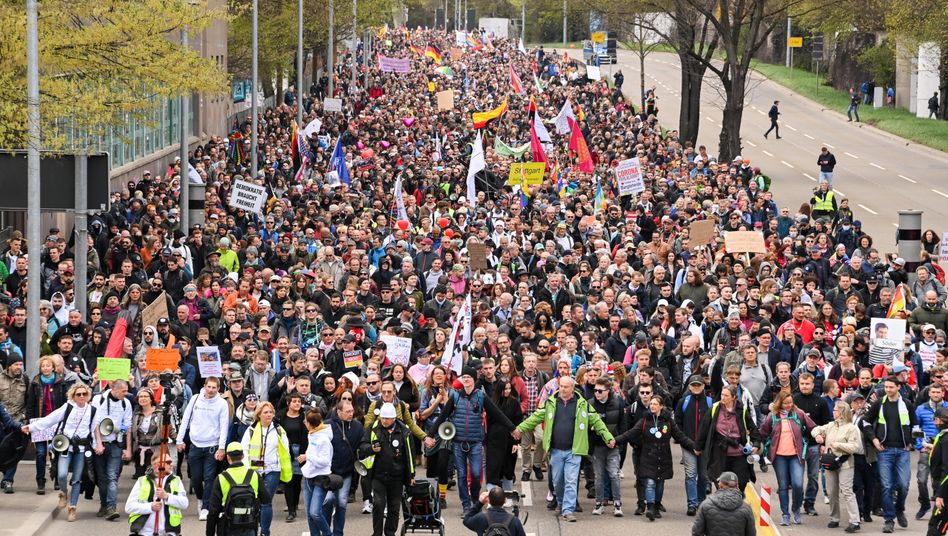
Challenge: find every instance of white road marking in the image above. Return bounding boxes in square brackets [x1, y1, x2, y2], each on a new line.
[803, 173, 817, 182]
[823, 142, 835, 148]
[869, 162, 885, 170]
[781, 160, 794, 168]
[786, 124, 798, 131]
[933, 189, 948, 199]
[857, 204, 878, 215]
[521, 480, 533, 507]
[844, 152, 860, 159]
[804, 134, 815, 140]
[834, 189, 846, 197]
[757, 109, 766, 115]
[892, 223, 899, 227]
[899, 174, 917, 183]
[762, 150, 774, 157]
[745, 140, 757, 147]
[706, 116, 715, 122]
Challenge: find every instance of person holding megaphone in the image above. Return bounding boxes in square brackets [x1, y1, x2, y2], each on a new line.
[91, 379, 133, 521]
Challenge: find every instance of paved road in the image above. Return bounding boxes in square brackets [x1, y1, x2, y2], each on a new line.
[559, 48, 948, 250]
[27, 448, 925, 536]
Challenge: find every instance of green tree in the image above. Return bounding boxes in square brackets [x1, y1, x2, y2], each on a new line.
[0, 0, 229, 150]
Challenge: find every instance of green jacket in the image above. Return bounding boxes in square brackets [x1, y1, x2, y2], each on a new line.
[516, 392, 614, 456]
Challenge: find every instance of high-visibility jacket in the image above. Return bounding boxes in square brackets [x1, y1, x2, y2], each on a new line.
[813, 191, 835, 212]
[129, 474, 184, 534]
[246, 422, 292, 483]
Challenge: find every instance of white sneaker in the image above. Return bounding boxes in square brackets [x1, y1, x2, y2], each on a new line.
[824, 496, 830, 505]
[614, 503, 624, 517]
[592, 504, 604, 515]
[619, 470, 624, 479]
[198, 508, 208, 521]
[362, 499, 373, 514]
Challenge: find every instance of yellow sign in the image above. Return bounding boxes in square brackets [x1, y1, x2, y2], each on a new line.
[507, 162, 546, 186]
[787, 37, 803, 48]
[591, 32, 606, 43]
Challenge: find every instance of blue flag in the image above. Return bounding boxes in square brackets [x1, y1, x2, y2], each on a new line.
[330, 137, 350, 185]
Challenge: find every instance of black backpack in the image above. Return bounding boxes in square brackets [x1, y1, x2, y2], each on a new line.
[221, 470, 260, 531]
[483, 511, 514, 536]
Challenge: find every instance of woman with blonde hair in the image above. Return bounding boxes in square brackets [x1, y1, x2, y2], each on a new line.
[241, 400, 292, 536]
[811, 400, 862, 533]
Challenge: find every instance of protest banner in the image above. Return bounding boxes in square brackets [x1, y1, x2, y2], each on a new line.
[380, 335, 413, 366]
[723, 231, 767, 253]
[196, 346, 223, 378]
[141, 293, 169, 335]
[436, 89, 455, 111]
[869, 318, 907, 350]
[506, 162, 546, 186]
[230, 179, 268, 214]
[30, 418, 56, 443]
[467, 242, 489, 271]
[342, 349, 363, 370]
[377, 55, 411, 73]
[323, 97, 343, 112]
[455, 31, 467, 46]
[940, 232, 948, 263]
[97, 357, 130, 382]
[615, 157, 645, 196]
[145, 348, 180, 372]
[587, 65, 602, 80]
[689, 219, 716, 247]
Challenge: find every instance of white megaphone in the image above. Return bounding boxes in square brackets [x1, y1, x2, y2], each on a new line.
[354, 460, 369, 476]
[438, 422, 456, 441]
[746, 454, 761, 464]
[51, 434, 71, 453]
[97, 418, 115, 436]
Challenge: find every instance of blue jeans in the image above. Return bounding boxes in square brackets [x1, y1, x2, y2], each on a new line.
[848, 104, 860, 122]
[187, 445, 219, 510]
[58, 449, 85, 506]
[550, 448, 581, 516]
[453, 441, 483, 511]
[773, 455, 805, 515]
[323, 474, 352, 536]
[819, 171, 833, 187]
[877, 448, 910, 522]
[35, 441, 48, 485]
[259, 471, 280, 535]
[95, 442, 124, 508]
[804, 445, 821, 506]
[644, 478, 665, 504]
[591, 445, 621, 504]
[303, 477, 332, 536]
[681, 447, 706, 507]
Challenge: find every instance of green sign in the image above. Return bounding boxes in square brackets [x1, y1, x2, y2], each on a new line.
[97, 357, 131, 382]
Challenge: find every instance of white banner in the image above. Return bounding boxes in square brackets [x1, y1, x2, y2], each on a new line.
[380, 335, 413, 367]
[302, 118, 322, 138]
[323, 97, 343, 112]
[456, 31, 467, 46]
[616, 157, 645, 196]
[587, 65, 602, 80]
[230, 179, 268, 214]
[196, 346, 223, 378]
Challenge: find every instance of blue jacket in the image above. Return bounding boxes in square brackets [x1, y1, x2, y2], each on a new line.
[917, 400, 948, 449]
[328, 414, 364, 476]
[448, 388, 488, 443]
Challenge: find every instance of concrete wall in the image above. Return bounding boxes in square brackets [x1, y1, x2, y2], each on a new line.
[895, 41, 913, 110]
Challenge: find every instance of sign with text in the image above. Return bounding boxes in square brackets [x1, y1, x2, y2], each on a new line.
[145, 348, 180, 372]
[196, 346, 223, 378]
[436, 89, 455, 111]
[467, 242, 489, 271]
[940, 232, 948, 263]
[689, 219, 716, 247]
[140, 293, 169, 336]
[787, 37, 803, 48]
[723, 231, 767, 253]
[380, 335, 413, 366]
[506, 162, 546, 186]
[97, 357, 130, 382]
[323, 97, 343, 112]
[870, 317, 907, 351]
[230, 179, 267, 214]
[615, 157, 645, 196]
[586, 65, 602, 80]
[377, 55, 411, 73]
[30, 418, 56, 443]
[342, 350, 363, 370]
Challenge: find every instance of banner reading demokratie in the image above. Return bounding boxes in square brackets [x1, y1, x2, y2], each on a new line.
[230, 179, 268, 214]
[377, 54, 412, 73]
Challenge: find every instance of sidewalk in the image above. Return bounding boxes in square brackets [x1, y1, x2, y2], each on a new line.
[0, 462, 61, 536]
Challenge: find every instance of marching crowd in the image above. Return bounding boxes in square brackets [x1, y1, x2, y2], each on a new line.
[0, 27, 943, 536]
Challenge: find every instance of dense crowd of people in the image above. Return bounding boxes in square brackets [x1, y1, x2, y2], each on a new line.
[0, 27, 943, 536]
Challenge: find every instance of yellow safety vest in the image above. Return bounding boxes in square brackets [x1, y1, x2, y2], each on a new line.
[247, 422, 292, 483]
[813, 191, 835, 212]
[129, 474, 183, 533]
[217, 465, 260, 503]
[362, 422, 414, 474]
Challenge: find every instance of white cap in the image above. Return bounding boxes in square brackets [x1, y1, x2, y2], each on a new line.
[379, 403, 397, 419]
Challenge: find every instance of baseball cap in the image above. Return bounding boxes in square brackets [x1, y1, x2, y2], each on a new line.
[893, 257, 905, 266]
[716, 471, 739, 486]
[157, 317, 169, 325]
[891, 361, 908, 373]
[379, 403, 397, 419]
[923, 323, 937, 332]
[225, 442, 244, 454]
[688, 375, 705, 386]
[844, 392, 865, 404]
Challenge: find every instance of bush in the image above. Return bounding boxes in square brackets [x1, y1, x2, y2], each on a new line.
[857, 41, 896, 87]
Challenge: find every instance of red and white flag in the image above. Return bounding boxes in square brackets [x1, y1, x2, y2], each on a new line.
[509, 64, 524, 96]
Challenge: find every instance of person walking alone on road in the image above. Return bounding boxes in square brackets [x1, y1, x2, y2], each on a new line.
[848, 89, 861, 122]
[817, 147, 837, 187]
[764, 100, 781, 139]
[929, 91, 940, 119]
[691, 471, 755, 536]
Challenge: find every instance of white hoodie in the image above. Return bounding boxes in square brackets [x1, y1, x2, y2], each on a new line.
[176, 388, 229, 449]
[301, 424, 333, 478]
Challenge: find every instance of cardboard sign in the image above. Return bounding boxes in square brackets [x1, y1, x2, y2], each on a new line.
[145, 348, 180, 372]
[323, 97, 343, 112]
[342, 349, 363, 370]
[230, 179, 267, 214]
[615, 157, 645, 196]
[587, 65, 602, 80]
[196, 346, 223, 378]
[436, 89, 455, 111]
[939, 232, 948, 263]
[380, 335, 413, 367]
[506, 162, 546, 186]
[141, 293, 169, 336]
[723, 231, 767, 254]
[30, 418, 56, 443]
[468, 242, 489, 271]
[97, 357, 131, 382]
[689, 219, 716, 247]
[456, 31, 467, 46]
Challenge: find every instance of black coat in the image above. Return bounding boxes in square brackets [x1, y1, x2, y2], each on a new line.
[616, 409, 695, 480]
[589, 393, 628, 448]
[696, 401, 761, 484]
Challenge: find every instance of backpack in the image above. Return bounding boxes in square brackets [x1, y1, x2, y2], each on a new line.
[483, 511, 514, 536]
[762, 411, 808, 459]
[221, 470, 260, 531]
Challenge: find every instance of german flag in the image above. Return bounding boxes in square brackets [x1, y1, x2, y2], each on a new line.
[409, 44, 422, 56]
[472, 100, 508, 129]
[425, 45, 442, 64]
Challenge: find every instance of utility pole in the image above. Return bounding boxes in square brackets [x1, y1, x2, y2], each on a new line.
[562, 0, 567, 46]
[179, 22, 189, 229]
[251, 0, 258, 178]
[351, 0, 357, 93]
[363, 29, 370, 90]
[26, 0, 41, 377]
[521, 0, 526, 43]
[785, 16, 792, 68]
[297, 0, 304, 127]
[328, 0, 335, 96]
[74, 156, 88, 321]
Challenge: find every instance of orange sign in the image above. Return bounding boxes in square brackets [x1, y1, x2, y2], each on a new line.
[146, 348, 180, 372]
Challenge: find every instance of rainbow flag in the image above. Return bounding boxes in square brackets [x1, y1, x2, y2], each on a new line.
[425, 45, 442, 64]
[594, 176, 604, 214]
[887, 284, 907, 318]
[472, 99, 508, 129]
[466, 34, 479, 47]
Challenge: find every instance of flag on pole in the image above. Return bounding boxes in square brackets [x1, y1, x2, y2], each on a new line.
[533, 112, 553, 151]
[302, 117, 322, 139]
[425, 45, 442, 64]
[432, 134, 443, 162]
[533, 70, 545, 93]
[493, 137, 530, 158]
[471, 99, 508, 129]
[394, 173, 409, 222]
[518, 38, 528, 55]
[443, 294, 473, 375]
[466, 130, 484, 207]
[594, 176, 604, 214]
[509, 64, 524, 96]
[553, 99, 576, 134]
[330, 137, 350, 184]
[294, 155, 309, 183]
[569, 118, 594, 172]
[887, 285, 907, 318]
[530, 115, 547, 163]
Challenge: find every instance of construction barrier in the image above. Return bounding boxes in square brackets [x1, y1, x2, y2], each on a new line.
[744, 483, 782, 536]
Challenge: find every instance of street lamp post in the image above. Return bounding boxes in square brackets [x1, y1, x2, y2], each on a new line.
[351, 0, 357, 92]
[562, 0, 567, 46]
[297, 0, 303, 127]
[251, 0, 258, 178]
[328, 0, 335, 96]
[179, 22, 189, 229]
[26, 0, 41, 377]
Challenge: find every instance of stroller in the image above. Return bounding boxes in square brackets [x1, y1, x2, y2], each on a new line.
[400, 479, 445, 536]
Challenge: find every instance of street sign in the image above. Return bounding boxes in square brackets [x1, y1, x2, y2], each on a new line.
[591, 31, 606, 43]
[787, 37, 803, 48]
[812, 34, 824, 61]
[0, 152, 109, 211]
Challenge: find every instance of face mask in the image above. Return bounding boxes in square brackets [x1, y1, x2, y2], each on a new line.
[789, 231, 798, 238]
[842, 225, 851, 231]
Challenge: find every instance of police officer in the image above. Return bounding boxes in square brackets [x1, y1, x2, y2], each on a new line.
[205, 442, 271, 536]
[359, 402, 415, 536]
[125, 453, 188, 536]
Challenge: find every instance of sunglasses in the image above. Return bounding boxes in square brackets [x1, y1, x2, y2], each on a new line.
[75, 392, 90, 397]
[639, 391, 652, 395]
[366, 381, 379, 386]
[594, 388, 608, 393]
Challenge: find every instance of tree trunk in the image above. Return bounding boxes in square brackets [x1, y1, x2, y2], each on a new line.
[718, 67, 746, 162]
[678, 52, 704, 147]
